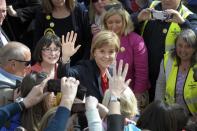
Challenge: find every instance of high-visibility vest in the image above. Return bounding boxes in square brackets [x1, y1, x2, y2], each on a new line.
[141, 1, 193, 51]
[163, 52, 197, 115]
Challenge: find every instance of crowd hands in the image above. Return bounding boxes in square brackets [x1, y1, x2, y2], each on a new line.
[0, 0, 197, 130]
[1, 28, 197, 130]
[0, 57, 135, 131]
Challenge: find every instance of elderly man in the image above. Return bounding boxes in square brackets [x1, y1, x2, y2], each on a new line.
[133, 0, 197, 101]
[0, 0, 9, 47]
[0, 41, 31, 105]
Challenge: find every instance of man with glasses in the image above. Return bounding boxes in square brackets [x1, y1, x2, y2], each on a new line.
[0, 41, 31, 106]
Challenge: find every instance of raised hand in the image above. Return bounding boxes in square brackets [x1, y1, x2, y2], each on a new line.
[106, 60, 131, 97]
[61, 31, 81, 62]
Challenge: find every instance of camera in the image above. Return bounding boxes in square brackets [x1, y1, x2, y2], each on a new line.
[151, 10, 172, 21]
[47, 79, 61, 94]
[47, 79, 87, 98]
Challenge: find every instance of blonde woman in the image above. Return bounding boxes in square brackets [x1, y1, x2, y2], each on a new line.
[58, 30, 120, 102]
[102, 4, 149, 109]
[102, 83, 140, 130]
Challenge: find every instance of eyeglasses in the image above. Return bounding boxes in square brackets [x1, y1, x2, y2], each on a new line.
[42, 48, 61, 54]
[9, 59, 31, 66]
[104, 3, 122, 11]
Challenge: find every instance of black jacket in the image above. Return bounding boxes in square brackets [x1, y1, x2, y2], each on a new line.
[58, 60, 108, 103]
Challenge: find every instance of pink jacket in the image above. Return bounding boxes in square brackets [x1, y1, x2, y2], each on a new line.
[117, 32, 149, 93]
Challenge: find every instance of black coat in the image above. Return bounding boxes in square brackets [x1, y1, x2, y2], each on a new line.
[58, 60, 108, 103]
[34, 2, 92, 65]
[2, 0, 41, 50]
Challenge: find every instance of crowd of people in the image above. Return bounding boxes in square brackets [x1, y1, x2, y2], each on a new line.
[0, 0, 197, 131]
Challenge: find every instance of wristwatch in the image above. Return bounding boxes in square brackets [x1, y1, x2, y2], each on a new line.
[15, 97, 26, 111]
[110, 95, 120, 102]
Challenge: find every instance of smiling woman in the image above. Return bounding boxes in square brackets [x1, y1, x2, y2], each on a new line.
[31, 34, 62, 108]
[34, 0, 92, 66]
[58, 30, 120, 102]
[102, 4, 150, 110]
[32, 33, 62, 79]
[155, 29, 197, 117]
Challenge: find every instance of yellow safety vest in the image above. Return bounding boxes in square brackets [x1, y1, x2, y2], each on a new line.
[163, 52, 197, 115]
[141, 1, 193, 51]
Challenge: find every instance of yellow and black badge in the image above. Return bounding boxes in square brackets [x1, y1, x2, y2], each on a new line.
[163, 28, 168, 34]
[46, 15, 51, 20]
[44, 28, 55, 35]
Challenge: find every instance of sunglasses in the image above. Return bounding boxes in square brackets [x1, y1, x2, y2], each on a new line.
[9, 59, 31, 66]
[104, 3, 122, 11]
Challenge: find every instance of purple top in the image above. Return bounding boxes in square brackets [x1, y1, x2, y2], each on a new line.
[117, 32, 149, 93]
[176, 70, 190, 114]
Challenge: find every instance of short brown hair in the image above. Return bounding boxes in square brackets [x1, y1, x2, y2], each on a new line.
[33, 34, 62, 63]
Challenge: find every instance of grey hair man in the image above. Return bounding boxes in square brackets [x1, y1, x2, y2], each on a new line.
[0, 41, 31, 105]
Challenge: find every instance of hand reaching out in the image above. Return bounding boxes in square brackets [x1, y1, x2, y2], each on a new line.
[60, 77, 80, 109]
[61, 31, 81, 62]
[106, 60, 131, 98]
[23, 77, 50, 108]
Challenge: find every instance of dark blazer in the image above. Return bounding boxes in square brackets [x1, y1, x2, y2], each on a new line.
[58, 60, 107, 102]
[2, 0, 41, 50]
[0, 26, 10, 47]
[0, 26, 10, 41]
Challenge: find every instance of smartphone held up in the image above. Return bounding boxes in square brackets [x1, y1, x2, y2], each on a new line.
[151, 10, 172, 21]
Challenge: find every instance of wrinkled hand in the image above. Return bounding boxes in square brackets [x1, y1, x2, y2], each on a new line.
[138, 8, 152, 22]
[61, 31, 81, 62]
[85, 96, 98, 110]
[7, 5, 17, 17]
[23, 78, 50, 108]
[60, 77, 80, 109]
[61, 77, 79, 100]
[106, 60, 131, 97]
[164, 9, 185, 24]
